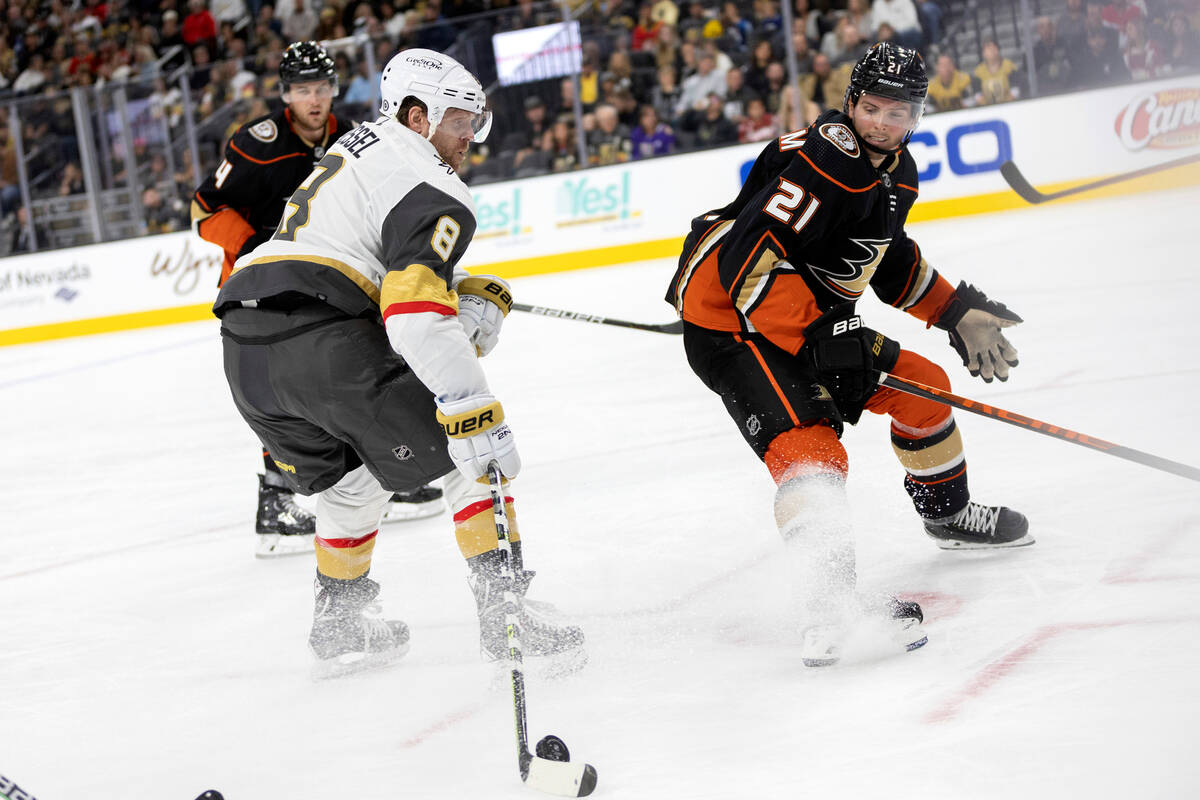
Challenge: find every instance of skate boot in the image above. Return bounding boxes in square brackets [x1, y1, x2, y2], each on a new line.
[382, 483, 445, 523]
[309, 572, 410, 678]
[801, 596, 927, 667]
[255, 474, 318, 557]
[470, 559, 585, 673]
[924, 502, 1032, 550]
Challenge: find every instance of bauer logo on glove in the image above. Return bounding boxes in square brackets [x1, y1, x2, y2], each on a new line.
[438, 401, 502, 437]
[436, 395, 521, 481]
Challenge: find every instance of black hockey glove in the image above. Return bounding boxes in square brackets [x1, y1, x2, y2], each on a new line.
[934, 282, 1022, 383]
[802, 303, 900, 425]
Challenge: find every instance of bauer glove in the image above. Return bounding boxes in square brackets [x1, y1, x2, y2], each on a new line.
[436, 394, 521, 482]
[456, 275, 513, 357]
[802, 302, 900, 425]
[935, 282, 1022, 383]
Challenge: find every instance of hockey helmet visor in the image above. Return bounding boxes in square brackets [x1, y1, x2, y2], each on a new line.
[844, 43, 927, 141]
[437, 106, 493, 142]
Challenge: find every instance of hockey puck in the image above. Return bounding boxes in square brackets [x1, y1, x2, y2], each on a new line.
[194, 792, 224, 800]
[534, 734, 570, 762]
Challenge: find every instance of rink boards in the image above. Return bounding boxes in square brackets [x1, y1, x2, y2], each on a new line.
[1, 73, 1198, 347]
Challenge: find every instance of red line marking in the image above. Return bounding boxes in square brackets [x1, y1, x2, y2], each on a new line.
[924, 616, 1200, 724]
[398, 699, 488, 748]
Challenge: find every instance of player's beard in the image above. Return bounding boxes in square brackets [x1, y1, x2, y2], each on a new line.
[291, 102, 331, 145]
[431, 130, 470, 172]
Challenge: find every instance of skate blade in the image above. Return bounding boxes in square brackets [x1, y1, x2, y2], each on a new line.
[255, 533, 315, 558]
[801, 655, 839, 668]
[311, 641, 411, 680]
[931, 532, 1036, 551]
[381, 500, 445, 523]
[802, 619, 926, 667]
[800, 623, 842, 668]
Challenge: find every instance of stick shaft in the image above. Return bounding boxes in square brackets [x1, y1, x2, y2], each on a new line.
[1000, 152, 1200, 204]
[487, 462, 532, 776]
[512, 302, 683, 334]
[879, 373, 1200, 483]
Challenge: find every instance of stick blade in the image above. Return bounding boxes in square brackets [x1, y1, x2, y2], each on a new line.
[999, 160, 1048, 204]
[525, 756, 598, 797]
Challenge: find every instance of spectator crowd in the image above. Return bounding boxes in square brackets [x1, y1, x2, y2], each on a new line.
[0, 0, 1197, 250]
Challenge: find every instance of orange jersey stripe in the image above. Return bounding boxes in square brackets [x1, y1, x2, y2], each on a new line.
[796, 148, 880, 194]
[738, 334, 801, 426]
[229, 140, 309, 166]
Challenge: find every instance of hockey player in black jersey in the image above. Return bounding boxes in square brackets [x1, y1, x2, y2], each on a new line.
[667, 43, 1030, 667]
[193, 42, 442, 558]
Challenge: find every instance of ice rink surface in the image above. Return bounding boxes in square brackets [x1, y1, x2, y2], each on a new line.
[2, 184, 1199, 799]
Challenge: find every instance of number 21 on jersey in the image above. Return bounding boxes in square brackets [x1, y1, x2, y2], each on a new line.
[275, 153, 346, 241]
[763, 178, 821, 233]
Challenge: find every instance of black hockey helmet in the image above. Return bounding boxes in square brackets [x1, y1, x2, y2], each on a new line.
[280, 41, 338, 93]
[843, 43, 928, 146]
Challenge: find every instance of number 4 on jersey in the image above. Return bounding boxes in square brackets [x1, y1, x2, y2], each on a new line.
[764, 178, 821, 233]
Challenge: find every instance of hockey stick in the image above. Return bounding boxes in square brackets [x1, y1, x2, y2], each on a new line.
[486, 462, 599, 797]
[513, 302, 684, 334]
[999, 152, 1200, 205]
[878, 372, 1200, 483]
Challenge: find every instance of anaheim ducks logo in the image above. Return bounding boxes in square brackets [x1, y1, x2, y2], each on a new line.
[249, 120, 278, 143]
[807, 238, 890, 297]
[819, 123, 860, 157]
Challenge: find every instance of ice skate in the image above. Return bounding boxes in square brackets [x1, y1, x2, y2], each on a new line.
[924, 502, 1032, 550]
[471, 568, 586, 675]
[801, 596, 927, 668]
[382, 483, 445, 523]
[309, 573, 410, 679]
[255, 473, 317, 558]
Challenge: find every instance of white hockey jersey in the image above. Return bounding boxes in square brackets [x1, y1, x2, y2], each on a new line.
[214, 117, 491, 403]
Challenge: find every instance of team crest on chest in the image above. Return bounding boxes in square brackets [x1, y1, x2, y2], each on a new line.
[819, 123, 859, 157]
[249, 120, 278, 143]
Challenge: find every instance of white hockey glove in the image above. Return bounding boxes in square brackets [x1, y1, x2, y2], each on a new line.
[456, 275, 513, 357]
[935, 282, 1022, 383]
[436, 394, 521, 482]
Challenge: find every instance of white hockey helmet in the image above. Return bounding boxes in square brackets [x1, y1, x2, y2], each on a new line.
[379, 48, 492, 143]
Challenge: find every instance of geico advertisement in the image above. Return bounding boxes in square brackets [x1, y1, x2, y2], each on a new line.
[6, 75, 1197, 335]
[470, 73, 1200, 270]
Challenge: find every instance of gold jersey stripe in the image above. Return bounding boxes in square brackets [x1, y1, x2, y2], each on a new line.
[380, 263, 458, 316]
[236, 254, 382, 304]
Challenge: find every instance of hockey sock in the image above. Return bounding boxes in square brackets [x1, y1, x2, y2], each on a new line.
[452, 491, 521, 560]
[314, 530, 377, 581]
[766, 426, 856, 619]
[892, 417, 970, 519]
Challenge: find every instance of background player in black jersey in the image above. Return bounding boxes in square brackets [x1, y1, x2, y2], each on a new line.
[193, 42, 443, 558]
[666, 43, 1030, 667]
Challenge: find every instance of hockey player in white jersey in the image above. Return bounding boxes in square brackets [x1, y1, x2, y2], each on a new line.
[212, 49, 584, 676]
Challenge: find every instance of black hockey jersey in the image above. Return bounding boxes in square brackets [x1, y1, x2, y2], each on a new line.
[666, 110, 957, 356]
[192, 107, 350, 283]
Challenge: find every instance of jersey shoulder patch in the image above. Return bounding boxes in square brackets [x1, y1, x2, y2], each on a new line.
[790, 110, 876, 193]
[818, 122, 859, 157]
[249, 119, 278, 143]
